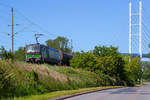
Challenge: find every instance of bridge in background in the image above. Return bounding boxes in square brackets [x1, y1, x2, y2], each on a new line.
[129, 1, 150, 59]
[121, 53, 148, 58]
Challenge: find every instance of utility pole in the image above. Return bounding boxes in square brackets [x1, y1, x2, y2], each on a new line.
[11, 8, 14, 53]
[71, 39, 73, 55]
[8, 8, 19, 53]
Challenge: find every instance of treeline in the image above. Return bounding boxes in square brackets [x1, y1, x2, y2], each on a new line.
[70, 46, 142, 86]
[46, 36, 72, 54]
[0, 46, 25, 61]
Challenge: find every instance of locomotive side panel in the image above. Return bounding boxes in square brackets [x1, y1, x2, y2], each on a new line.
[47, 47, 60, 64]
[40, 45, 49, 62]
[60, 52, 73, 66]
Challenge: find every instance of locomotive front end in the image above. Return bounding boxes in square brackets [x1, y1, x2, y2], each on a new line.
[26, 44, 41, 63]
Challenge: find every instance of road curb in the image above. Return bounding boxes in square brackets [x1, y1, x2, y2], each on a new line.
[55, 87, 123, 100]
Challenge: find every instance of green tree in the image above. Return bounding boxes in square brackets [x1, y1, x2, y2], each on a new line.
[70, 45, 142, 86]
[71, 46, 125, 78]
[123, 56, 142, 86]
[0, 46, 14, 60]
[70, 46, 127, 85]
[142, 62, 150, 81]
[93, 46, 125, 78]
[0, 46, 26, 61]
[70, 51, 97, 71]
[0, 46, 6, 57]
[46, 36, 72, 53]
[93, 46, 119, 57]
[14, 47, 26, 61]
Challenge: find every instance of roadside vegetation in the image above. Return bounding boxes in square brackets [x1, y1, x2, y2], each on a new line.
[70, 46, 142, 86]
[12, 86, 122, 100]
[142, 62, 150, 81]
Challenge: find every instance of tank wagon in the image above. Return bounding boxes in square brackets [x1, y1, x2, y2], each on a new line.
[25, 43, 73, 66]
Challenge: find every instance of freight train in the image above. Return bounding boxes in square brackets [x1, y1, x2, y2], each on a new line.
[25, 43, 73, 65]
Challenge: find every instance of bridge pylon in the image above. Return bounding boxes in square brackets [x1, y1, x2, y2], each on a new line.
[129, 0, 143, 59]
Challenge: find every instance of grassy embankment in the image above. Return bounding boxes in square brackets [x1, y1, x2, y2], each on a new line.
[0, 60, 122, 100]
[0, 60, 113, 99]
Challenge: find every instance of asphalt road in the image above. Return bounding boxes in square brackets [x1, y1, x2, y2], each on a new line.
[65, 83, 150, 100]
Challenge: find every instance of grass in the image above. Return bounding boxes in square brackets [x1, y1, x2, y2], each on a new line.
[1, 60, 118, 99]
[13, 86, 123, 100]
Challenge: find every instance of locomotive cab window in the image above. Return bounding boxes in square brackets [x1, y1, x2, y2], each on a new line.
[26, 45, 40, 53]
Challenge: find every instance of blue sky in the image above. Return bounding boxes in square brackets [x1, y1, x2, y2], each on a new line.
[0, 0, 150, 53]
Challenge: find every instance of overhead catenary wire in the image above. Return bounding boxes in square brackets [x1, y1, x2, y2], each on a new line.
[0, 2, 67, 48]
[0, 14, 10, 22]
[14, 24, 33, 35]
[14, 9, 57, 37]
[0, 2, 12, 8]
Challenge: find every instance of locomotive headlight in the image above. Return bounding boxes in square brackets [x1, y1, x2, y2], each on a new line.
[34, 54, 40, 58]
[27, 54, 32, 58]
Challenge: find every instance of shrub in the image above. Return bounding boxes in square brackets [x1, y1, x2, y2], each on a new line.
[70, 46, 142, 86]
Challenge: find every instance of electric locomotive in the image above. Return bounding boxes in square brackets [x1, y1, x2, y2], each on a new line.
[26, 43, 72, 65]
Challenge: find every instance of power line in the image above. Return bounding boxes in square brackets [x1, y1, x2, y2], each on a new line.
[14, 9, 57, 37]
[14, 24, 33, 35]
[0, 2, 12, 8]
[0, 3, 59, 51]
[0, 31, 10, 35]
[0, 4, 61, 48]
[0, 15, 10, 22]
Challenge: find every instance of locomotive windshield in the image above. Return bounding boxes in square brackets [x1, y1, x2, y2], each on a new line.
[26, 45, 40, 53]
